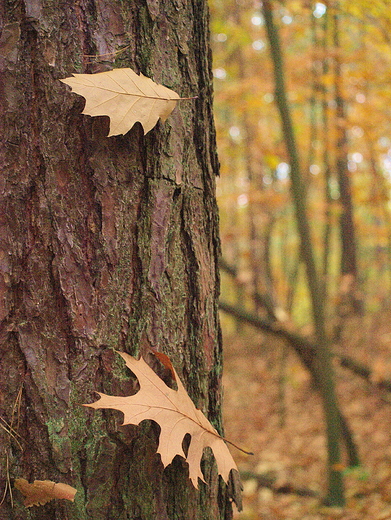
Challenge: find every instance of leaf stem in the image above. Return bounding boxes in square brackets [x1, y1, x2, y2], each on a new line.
[222, 436, 254, 456]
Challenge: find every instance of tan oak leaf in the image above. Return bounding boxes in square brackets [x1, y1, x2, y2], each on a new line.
[60, 68, 180, 136]
[14, 478, 77, 507]
[84, 351, 239, 487]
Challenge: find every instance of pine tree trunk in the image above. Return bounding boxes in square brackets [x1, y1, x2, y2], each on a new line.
[0, 2, 237, 518]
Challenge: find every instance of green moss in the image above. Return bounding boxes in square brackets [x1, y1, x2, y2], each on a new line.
[69, 495, 88, 520]
[47, 417, 65, 433]
[66, 382, 112, 519]
[136, 6, 154, 72]
[68, 381, 107, 451]
[45, 416, 70, 473]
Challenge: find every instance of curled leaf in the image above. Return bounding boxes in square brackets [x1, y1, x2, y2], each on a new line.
[14, 478, 77, 507]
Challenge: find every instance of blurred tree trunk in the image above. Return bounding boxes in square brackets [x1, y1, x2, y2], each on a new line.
[320, 5, 334, 305]
[231, 2, 276, 319]
[0, 2, 238, 519]
[262, 0, 345, 506]
[366, 137, 391, 296]
[332, 5, 363, 332]
[306, 9, 320, 179]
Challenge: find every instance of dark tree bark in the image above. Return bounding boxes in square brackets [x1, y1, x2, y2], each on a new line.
[0, 2, 238, 519]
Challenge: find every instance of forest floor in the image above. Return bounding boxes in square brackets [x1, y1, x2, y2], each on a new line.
[222, 309, 391, 520]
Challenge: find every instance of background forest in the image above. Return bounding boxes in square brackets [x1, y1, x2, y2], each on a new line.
[210, 0, 391, 518]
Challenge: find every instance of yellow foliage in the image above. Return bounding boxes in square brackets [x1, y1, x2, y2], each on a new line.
[211, 0, 391, 315]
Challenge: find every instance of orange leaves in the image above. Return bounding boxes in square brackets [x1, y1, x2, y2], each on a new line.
[84, 351, 239, 488]
[14, 479, 76, 507]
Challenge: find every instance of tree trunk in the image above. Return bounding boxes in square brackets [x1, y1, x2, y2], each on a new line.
[332, 4, 363, 333]
[0, 2, 238, 519]
[262, 0, 345, 506]
[320, 4, 334, 306]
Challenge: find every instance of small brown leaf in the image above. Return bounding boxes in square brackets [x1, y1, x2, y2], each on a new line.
[14, 478, 77, 507]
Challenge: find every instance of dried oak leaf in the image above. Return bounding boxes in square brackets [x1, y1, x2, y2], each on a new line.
[14, 478, 77, 507]
[84, 351, 238, 487]
[60, 68, 180, 136]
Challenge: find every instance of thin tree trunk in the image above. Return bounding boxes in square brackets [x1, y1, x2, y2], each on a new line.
[306, 11, 320, 178]
[0, 2, 238, 518]
[332, 4, 362, 330]
[262, 0, 345, 505]
[365, 137, 391, 296]
[334, 8, 357, 279]
[320, 5, 334, 305]
[231, 2, 275, 317]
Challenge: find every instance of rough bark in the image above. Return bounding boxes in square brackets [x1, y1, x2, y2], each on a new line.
[0, 1, 237, 518]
